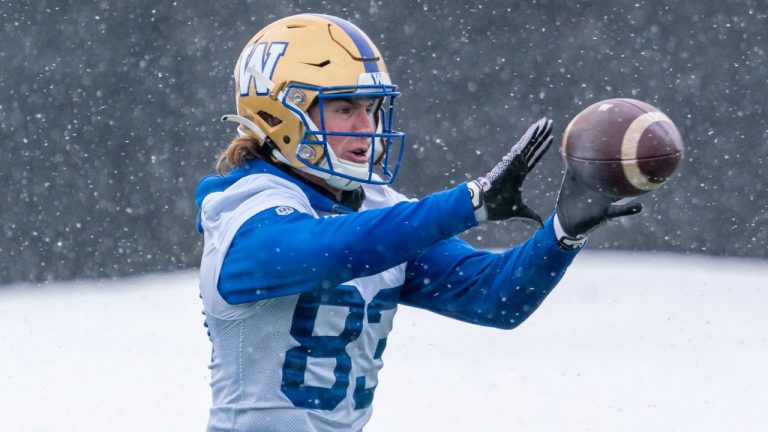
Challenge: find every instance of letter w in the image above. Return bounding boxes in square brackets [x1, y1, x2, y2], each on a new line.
[238, 42, 288, 96]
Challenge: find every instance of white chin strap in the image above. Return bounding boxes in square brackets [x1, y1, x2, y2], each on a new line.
[322, 160, 367, 191]
[271, 147, 367, 191]
[326, 173, 363, 191]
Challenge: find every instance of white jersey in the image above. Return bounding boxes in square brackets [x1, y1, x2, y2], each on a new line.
[198, 173, 409, 431]
[195, 159, 579, 431]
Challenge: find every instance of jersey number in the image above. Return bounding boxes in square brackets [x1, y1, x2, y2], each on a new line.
[281, 285, 397, 411]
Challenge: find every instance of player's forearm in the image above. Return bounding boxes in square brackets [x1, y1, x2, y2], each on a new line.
[484, 216, 579, 328]
[401, 215, 579, 329]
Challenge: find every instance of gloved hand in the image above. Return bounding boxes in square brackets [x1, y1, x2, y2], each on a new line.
[468, 117, 553, 228]
[554, 169, 644, 249]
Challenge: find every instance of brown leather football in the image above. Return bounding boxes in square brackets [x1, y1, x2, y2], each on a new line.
[561, 98, 684, 198]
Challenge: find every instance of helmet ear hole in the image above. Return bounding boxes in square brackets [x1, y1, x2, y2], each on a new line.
[257, 111, 283, 127]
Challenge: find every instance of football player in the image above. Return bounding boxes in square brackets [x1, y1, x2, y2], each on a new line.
[195, 13, 641, 431]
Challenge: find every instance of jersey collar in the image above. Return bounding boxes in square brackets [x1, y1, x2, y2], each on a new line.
[238, 158, 364, 214]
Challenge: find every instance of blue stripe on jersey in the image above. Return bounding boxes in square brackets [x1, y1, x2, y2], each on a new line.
[311, 14, 380, 73]
[353, 376, 375, 410]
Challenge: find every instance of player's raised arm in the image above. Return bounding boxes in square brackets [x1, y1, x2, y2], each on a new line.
[399, 118, 576, 329]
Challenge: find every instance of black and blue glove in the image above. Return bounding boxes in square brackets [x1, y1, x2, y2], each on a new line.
[468, 117, 554, 228]
[554, 169, 644, 249]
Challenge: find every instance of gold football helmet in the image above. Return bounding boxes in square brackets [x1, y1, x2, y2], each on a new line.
[223, 13, 406, 190]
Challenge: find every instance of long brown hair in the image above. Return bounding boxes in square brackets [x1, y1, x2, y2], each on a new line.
[215, 135, 263, 175]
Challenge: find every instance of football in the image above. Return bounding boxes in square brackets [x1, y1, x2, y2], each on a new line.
[561, 98, 684, 198]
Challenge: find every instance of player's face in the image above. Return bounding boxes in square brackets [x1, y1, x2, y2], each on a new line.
[309, 98, 377, 164]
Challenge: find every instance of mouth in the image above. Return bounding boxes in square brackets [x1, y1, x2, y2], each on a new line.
[344, 146, 371, 164]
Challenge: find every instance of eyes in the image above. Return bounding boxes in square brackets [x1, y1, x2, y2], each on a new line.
[329, 99, 379, 117]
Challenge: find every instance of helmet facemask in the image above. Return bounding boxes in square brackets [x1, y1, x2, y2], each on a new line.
[284, 80, 405, 191]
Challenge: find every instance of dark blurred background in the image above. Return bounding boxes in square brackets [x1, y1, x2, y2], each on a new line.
[1, 0, 766, 285]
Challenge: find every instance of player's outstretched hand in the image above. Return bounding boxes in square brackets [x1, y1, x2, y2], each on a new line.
[468, 117, 553, 228]
[554, 169, 644, 249]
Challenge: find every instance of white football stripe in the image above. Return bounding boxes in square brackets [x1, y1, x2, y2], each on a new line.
[621, 111, 674, 191]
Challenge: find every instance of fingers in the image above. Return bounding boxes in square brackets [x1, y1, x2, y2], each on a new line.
[514, 120, 541, 153]
[501, 116, 554, 175]
[523, 117, 546, 148]
[512, 117, 552, 158]
[523, 117, 554, 170]
[606, 202, 644, 219]
[526, 135, 553, 170]
[530, 117, 553, 144]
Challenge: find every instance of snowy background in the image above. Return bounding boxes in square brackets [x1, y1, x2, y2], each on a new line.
[2, 1, 767, 430]
[2, 0, 767, 284]
[2, 251, 766, 431]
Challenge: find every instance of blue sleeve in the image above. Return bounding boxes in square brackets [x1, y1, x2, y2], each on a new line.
[400, 214, 579, 329]
[218, 183, 478, 304]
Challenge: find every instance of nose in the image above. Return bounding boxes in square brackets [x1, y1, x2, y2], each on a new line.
[353, 109, 375, 133]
